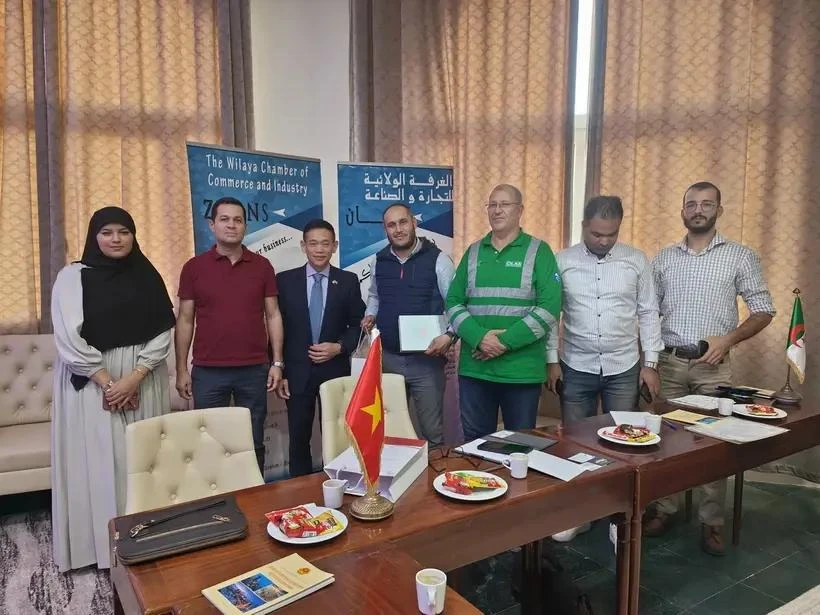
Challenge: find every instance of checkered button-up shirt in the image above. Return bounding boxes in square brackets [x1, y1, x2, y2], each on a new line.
[652, 232, 775, 347]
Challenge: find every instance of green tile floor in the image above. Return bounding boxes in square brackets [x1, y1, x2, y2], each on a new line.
[459, 481, 820, 614]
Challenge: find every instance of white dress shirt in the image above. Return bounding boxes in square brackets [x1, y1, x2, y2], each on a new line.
[546, 242, 663, 376]
[652, 233, 775, 347]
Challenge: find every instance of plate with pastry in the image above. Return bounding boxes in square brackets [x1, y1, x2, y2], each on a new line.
[265, 503, 348, 545]
[597, 424, 661, 447]
[433, 470, 509, 502]
[733, 404, 787, 420]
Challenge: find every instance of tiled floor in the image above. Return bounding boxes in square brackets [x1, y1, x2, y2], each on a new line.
[459, 481, 820, 614]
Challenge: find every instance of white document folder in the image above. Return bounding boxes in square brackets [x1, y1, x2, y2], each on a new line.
[398, 315, 447, 352]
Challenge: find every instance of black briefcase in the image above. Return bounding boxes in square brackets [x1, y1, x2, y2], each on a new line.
[113, 495, 248, 565]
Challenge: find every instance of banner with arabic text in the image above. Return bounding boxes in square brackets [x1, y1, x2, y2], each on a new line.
[337, 162, 461, 444]
[337, 162, 454, 299]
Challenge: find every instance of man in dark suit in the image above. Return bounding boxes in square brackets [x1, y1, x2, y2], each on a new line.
[275, 219, 365, 477]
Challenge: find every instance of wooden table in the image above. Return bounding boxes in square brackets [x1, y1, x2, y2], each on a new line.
[170, 546, 482, 614]
[560, 396, 820, 615]
[110, 440, 635, 614]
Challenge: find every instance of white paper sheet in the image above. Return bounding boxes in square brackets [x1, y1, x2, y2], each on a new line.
[398, 315, 447, 352]
[685, 417, 789, 444]
[456, 439, 589, 481]
[527, 450, 588, 481]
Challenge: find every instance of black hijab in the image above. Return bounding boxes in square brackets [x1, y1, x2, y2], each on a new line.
[78, 206, 175, 354]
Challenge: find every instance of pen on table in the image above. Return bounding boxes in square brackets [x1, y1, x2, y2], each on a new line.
[662, 419, 679, 431]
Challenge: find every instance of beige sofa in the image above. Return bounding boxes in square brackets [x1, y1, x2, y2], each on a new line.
[0, 333, 190, 497]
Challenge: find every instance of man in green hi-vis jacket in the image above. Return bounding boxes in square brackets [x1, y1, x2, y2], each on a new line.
[446, 183, 562, 441]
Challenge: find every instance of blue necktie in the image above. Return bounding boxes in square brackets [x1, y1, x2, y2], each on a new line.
[309, 272, 324, 344]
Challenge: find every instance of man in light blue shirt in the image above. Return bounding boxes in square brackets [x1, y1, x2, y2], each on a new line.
[547, 196, 663, 422]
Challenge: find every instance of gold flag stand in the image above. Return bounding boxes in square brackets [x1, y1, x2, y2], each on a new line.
[349, 482, 394, 521]
[775, 288, 803, 405]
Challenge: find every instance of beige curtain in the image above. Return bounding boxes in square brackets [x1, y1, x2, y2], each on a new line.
[0, 0, 40, 333]
[597, 0, 820, 479]
[351, 0, 572, 254]
[53, 1, 224, 299]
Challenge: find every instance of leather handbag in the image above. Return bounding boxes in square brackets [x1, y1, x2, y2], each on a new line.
[113, 495, 248, 565]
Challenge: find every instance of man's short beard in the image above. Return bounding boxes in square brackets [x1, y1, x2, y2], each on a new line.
[684, 215, 717, 234]
[389, 231, 416, 250]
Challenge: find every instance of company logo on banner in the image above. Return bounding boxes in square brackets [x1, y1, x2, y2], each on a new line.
[186, 142, 322, 267]
[186, 142, 324, 481]
[337, 163, 454, 299]
[337, 162, 461, 443]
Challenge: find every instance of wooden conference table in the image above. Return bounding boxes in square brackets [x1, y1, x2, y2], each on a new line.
[110, 439, 635, 615]
[559, 395, 820, 615]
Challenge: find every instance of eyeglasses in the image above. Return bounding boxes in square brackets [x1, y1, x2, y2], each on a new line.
[683, 200, 718, 213]
[427, 446, 483, 473]
[485, 201, 520, 211]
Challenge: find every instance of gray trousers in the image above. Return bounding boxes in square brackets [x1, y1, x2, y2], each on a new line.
[382, 349, 446, 447]
[655, 351, 732, 526]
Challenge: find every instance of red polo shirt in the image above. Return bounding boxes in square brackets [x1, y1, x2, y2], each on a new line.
[178, 245, 278, 366]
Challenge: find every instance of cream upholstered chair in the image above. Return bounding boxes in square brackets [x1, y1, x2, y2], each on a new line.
[319, 373, 418, 463]
[125, 407, 264, 514]
[0, 334, 55, 496]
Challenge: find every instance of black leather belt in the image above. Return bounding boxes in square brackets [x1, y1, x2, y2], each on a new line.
[664, 345, 705, 360]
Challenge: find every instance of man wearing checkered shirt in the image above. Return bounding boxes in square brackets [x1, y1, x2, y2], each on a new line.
[648, 181, 775, 556]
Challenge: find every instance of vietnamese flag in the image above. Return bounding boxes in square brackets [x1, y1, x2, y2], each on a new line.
[345, 329, 385, 487]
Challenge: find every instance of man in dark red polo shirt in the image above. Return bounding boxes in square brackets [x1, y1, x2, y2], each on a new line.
[175, 196, 284, 472]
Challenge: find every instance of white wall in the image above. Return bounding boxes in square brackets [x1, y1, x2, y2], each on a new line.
[249, 0, 351, 240]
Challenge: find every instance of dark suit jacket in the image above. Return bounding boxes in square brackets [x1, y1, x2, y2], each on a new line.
[276, 264, 365, 395]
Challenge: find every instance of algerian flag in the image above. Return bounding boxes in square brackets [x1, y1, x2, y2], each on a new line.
[786, 294, 806, 383]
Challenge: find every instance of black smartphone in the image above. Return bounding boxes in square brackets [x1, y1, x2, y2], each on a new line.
[640, 382, 652, 403]
[476, 441, 532, 455]
[556, 378, 563, 397]
[697, 339, 709, 358]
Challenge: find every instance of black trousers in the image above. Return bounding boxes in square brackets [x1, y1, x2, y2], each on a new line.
[286, 376, 323, 478]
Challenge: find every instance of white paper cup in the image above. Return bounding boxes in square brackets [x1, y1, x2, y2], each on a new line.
[416, 568, 446, 614]
[322, 478, 347, 509]
[645, 414, 662, 434]
[718, 398, 734, 416]
[502, 452, 529, 479]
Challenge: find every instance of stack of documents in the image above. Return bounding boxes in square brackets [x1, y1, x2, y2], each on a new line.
[685, 416, 789, 444]
[662, 409, 723, 426]
[668, 395, 720, 410]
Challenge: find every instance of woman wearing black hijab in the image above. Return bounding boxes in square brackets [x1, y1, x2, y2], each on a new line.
[50, 206, 175, 572]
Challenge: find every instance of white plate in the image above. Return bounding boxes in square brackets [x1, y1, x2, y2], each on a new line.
[733, 404, 787, 420]
[266, 505, 348, 545]
[433, 470, 509, 502]
[597, 427, 661, 447]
